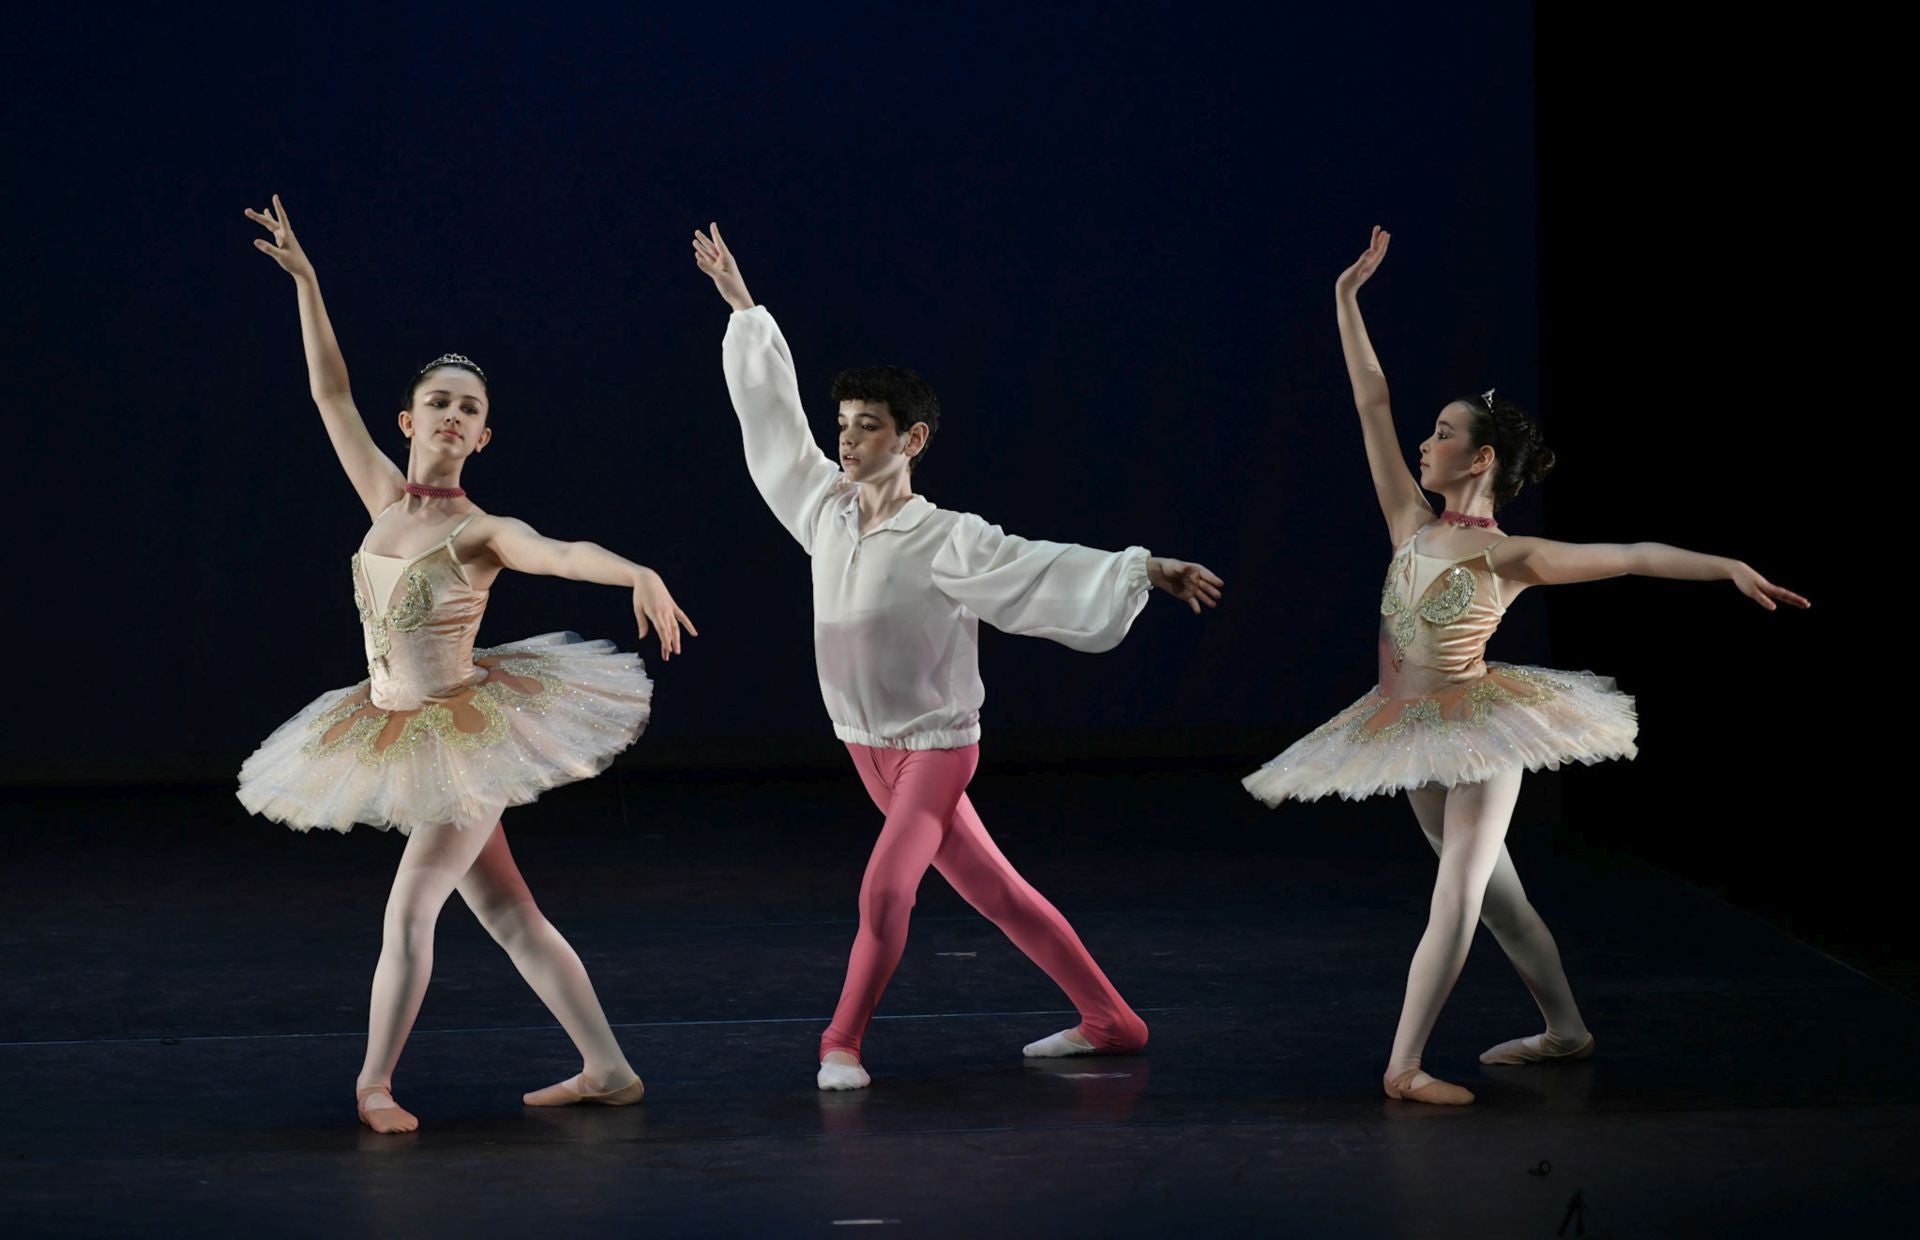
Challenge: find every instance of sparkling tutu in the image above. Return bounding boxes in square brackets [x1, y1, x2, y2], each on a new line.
[1245, 529, 1638, 806]
[1242, 663, 1636, 805]
[238, 510, 650, 833]
[238, 632, 650, 833]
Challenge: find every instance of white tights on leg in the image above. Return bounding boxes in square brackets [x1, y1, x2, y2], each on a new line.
[355, 815, 636, 1125]
[457, 826, 637, 1099]
[1384, 770, 1525, 1103]
[356, 818, 494, 1112]
[1404, 779, 1593, 1066]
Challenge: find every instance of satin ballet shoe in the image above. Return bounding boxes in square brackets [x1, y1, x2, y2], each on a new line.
[356, 1083, 420, 1134]
[817, 1057, 871, 1091]
[1480, 1031, 1596, 1066]
[1023, 1027, 1100, 1058]
[522, 1071, 646, 1107]
[1383, 1068, 1475, 1106]
[1022, 1022, 1149, 1058]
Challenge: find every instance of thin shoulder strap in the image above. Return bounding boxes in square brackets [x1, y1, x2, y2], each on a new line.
[442, 511, 483, 585]
[1481, 538, 1507, 609]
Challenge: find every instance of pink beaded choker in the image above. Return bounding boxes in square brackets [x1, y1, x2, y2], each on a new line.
[405, 482, 466, 500]
[1440, 510, 1498, 529]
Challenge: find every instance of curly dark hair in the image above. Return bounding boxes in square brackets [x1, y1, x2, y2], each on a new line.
[1460, 392, 1555, 508]
[831, 365, 941, 472]
[404, 355, 490, 418]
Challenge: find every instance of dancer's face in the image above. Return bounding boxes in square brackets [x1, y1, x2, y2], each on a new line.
[835, 399, 924, 483]
[1416, 403, 1492, 491]
[399, 367, 492, 461]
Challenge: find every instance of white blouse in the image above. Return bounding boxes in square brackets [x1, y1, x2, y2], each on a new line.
[722, 306, 1153, 750]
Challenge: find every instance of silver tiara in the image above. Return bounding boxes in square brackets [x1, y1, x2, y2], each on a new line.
[421, 352, 486, 382]
[1481, 388, 1497, 408]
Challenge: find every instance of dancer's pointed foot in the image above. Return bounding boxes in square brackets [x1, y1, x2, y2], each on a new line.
[1022, 1027, 1099, 1058]
[817, 1051, 870, 1091]
[523, 1068, 645, 1107]
[356, 1083, 420, 1133]
[1479, 1030, 1595, 1066]
[1383, 1068, 1474, 1106]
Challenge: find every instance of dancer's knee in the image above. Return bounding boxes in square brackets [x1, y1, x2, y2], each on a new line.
[1480, 895, 1539, 941]
[857, 880, 918, 939]
[383, 878, 452, 948]
[959, 870, 1024, 925]
[1426, 885, 1482, 939]
[381, 904, 437, 957]
[472, 895, 542, 951]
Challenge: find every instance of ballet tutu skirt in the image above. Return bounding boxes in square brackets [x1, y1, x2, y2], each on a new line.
[238, 632, 650, 833]
[1242, 663, 1637, 805]
[1245, 531, 1640, 806]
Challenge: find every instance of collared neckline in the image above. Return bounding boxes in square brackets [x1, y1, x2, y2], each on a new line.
[835, 487, 937, 539]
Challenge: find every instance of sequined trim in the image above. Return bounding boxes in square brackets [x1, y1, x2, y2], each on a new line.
[1380, 553, 1418, 664]
[1419, 565, 1476, 625]
[1379, 553, 1411, 617]
[350, 552, 435, 668]
[1365, 696, 1447, 740]
[386, 570, 434, 632]
[1309, 666, 1567, 746]
[299, 648, 566, 766]
[1380, 555, 1479, 664]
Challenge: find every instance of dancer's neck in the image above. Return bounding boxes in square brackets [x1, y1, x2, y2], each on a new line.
[856, 470, 916, 532]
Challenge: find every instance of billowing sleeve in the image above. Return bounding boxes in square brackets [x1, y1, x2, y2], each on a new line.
[931, 512, 1153, 652]
[722, 306, 846, 553]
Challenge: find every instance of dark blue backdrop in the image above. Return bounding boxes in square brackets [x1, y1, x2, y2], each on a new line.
[9, 1, 1552, 783]
[4, 0, 1876, 979]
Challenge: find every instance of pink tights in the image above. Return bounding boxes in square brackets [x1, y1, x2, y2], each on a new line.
[820, 743, 1148, 1060]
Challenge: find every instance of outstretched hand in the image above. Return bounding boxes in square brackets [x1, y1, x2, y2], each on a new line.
[1148, 557, 1225, 615]
[1335, 225, 1390, 296]
[245, 194, 315, 281]
[1729, 563, 1809, 612]
[633, 569, 699, 661]
[693, 223, 754, 311]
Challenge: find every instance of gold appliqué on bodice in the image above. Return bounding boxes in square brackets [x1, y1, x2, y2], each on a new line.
[1380, 554, 1477, 668]
[352, 550, 436, 668]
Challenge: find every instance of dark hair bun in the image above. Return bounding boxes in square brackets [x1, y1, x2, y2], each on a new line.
[1466, 393, 1554, 507]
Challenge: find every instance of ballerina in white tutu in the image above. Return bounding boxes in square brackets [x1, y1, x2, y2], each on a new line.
[1245, 226, 1808, 1105]
[235, 196, 695, 1132]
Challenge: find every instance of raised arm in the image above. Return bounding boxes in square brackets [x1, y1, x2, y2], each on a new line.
[1335, 227, 1431, 544]
[694, 223, 846, 552]
[692, 221, 755, 313]
[1491, 537, 1810, 611]
[246, 195, 405, 521]
[475, 517, 698, 660]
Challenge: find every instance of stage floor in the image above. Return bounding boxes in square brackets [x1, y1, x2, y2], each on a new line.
[3, 768, 1911, 1236]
